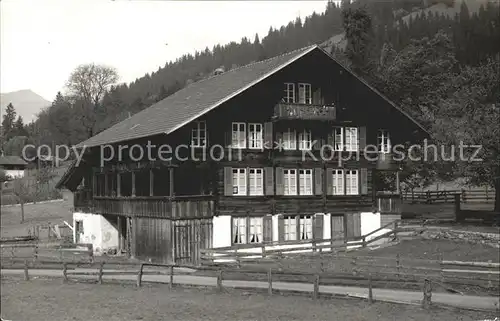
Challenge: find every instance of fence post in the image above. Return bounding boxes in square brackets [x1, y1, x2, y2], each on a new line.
[422, 279, 432, 309]
[351, 256, 357, 276]
[261, 244, 266, 258]
[33, 244, 38, 263]
[267, 268, 272, 296]
[454, 194, 462, 222]
[396, 253, 400, 278]
[136, 263, 144, 287]
[10, 247, 14, 263]
[169, 266, 174, 289]
[62, 262, 68, 283]
[313, 274, 320, 300]
[59, 244, 63, 262]
[368, 273, 373, 303]
[217, 270, 223, 292]
[24, 260, 29, 281]
[487, 260, 493, 289]
[98, 262, 104, 284]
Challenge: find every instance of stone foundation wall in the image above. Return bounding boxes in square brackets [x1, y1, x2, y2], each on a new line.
[421, 228, 500, 248]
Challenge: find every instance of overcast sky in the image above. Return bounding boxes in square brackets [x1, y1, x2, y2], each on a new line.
[1, 0, 328, 101]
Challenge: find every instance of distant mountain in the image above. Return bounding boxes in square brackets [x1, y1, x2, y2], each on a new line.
[402, 0, 493, 24]
[0, 89, 50, 123]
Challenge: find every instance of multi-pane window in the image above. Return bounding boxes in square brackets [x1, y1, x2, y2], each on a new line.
[298, 83, 312, 104]
[232, 168, 247, 196]
[283, 129, 297, 150]
[191, 121, 207, 147]
[345, 127, 358, 151]
[232, 122, 246, 148]
[248, 123, 263, 149]
[249, 168, 263, 196]
[283, 169, 297, 195]
[249, 217, 263, 243]
[299, 169, 313, 195]
[378, 129, 391, 153]
[298, 130, 312, 150]
[233, 217, 247, 244]
[333, 127, 343, 151]
[284, 215, 313, 241]
[299, 215, 313, 240]
[345, 170, 359, 195]
[284, 216, 297, 241]
[284, 83, 295, 103]
[332, 169, 344, 195]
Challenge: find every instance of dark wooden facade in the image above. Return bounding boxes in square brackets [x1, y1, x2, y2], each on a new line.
[69, 49, 422, 264]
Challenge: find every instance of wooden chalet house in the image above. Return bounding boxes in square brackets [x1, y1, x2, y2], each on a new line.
[57, 45, 428, 264]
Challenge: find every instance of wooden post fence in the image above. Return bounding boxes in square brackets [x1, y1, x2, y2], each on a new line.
[98, 262, 104, 284]
[422, 279, 432, 309]
[62, 262, 68, 283]
[170, 266, 174, 289]
[24, 260, 29, 281]
[217, 270, 223, 292]
[313, 274, 320, 300]
[136, 264, 144, 287]
[267, 268, 272, 296]
[368, 274, 373, 304]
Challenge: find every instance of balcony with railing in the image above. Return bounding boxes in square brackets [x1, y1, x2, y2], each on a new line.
[273, 102, 336, 121]
[74, 191, 215, 219]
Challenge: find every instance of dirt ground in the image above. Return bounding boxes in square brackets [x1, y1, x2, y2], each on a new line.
[1, 277, 496, 321]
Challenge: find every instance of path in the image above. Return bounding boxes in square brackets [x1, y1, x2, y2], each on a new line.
[2, 268, 498, 311]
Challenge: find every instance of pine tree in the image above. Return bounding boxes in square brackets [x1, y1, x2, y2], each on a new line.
[1, 103, 17, 141]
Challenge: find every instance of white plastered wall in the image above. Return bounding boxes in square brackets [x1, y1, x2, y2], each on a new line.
[73, 212, 119, 254]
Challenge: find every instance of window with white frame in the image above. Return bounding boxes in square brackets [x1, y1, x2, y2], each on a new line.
[298, 130, 312, 150]
[345, 127, 358, 151]
[332, 169, 344, 195]
[249, 168, 263, 196]
[378, 129, 391, 153]
[283, 169, 297, 195]
[249, 217, 263, 243]
[299, 169, 313, 195]
[298, 83, 312, 104]
[248, 123, 263, 149]
[299, 215, 313, 240]
[284, 216, 297, 241]
[191, 121, 207, 147]
[233, 217, 247, 244]
[283, 83, 295, 103]
[283, 129, 297, 150]
[232, 168, 247, 196]
[333, 127, 343, 151]
[232, 122, 246, 148]
[345, 170, 359, 195]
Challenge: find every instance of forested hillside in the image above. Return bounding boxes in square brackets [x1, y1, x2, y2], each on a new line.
[1, 0, 499, 208]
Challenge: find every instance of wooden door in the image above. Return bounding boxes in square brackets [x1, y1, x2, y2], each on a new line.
[331, 215, 345, 244]
[345, 213, 361, 240]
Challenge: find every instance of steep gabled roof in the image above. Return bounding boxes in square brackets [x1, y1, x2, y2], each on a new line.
[76, 44, 429, 149]
[77, 45, 318, 148]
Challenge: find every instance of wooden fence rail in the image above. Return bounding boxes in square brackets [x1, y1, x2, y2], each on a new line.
[402, 189, 496, 204]
[3, 258, 498, 310]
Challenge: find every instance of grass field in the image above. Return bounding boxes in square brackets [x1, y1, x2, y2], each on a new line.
[0, 198, 73, 239]
[1, 277, 496, 321]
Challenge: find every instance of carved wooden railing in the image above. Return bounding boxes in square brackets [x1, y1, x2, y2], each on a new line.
[75, 194, 215, 219]
[273, 103, 336, 121]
